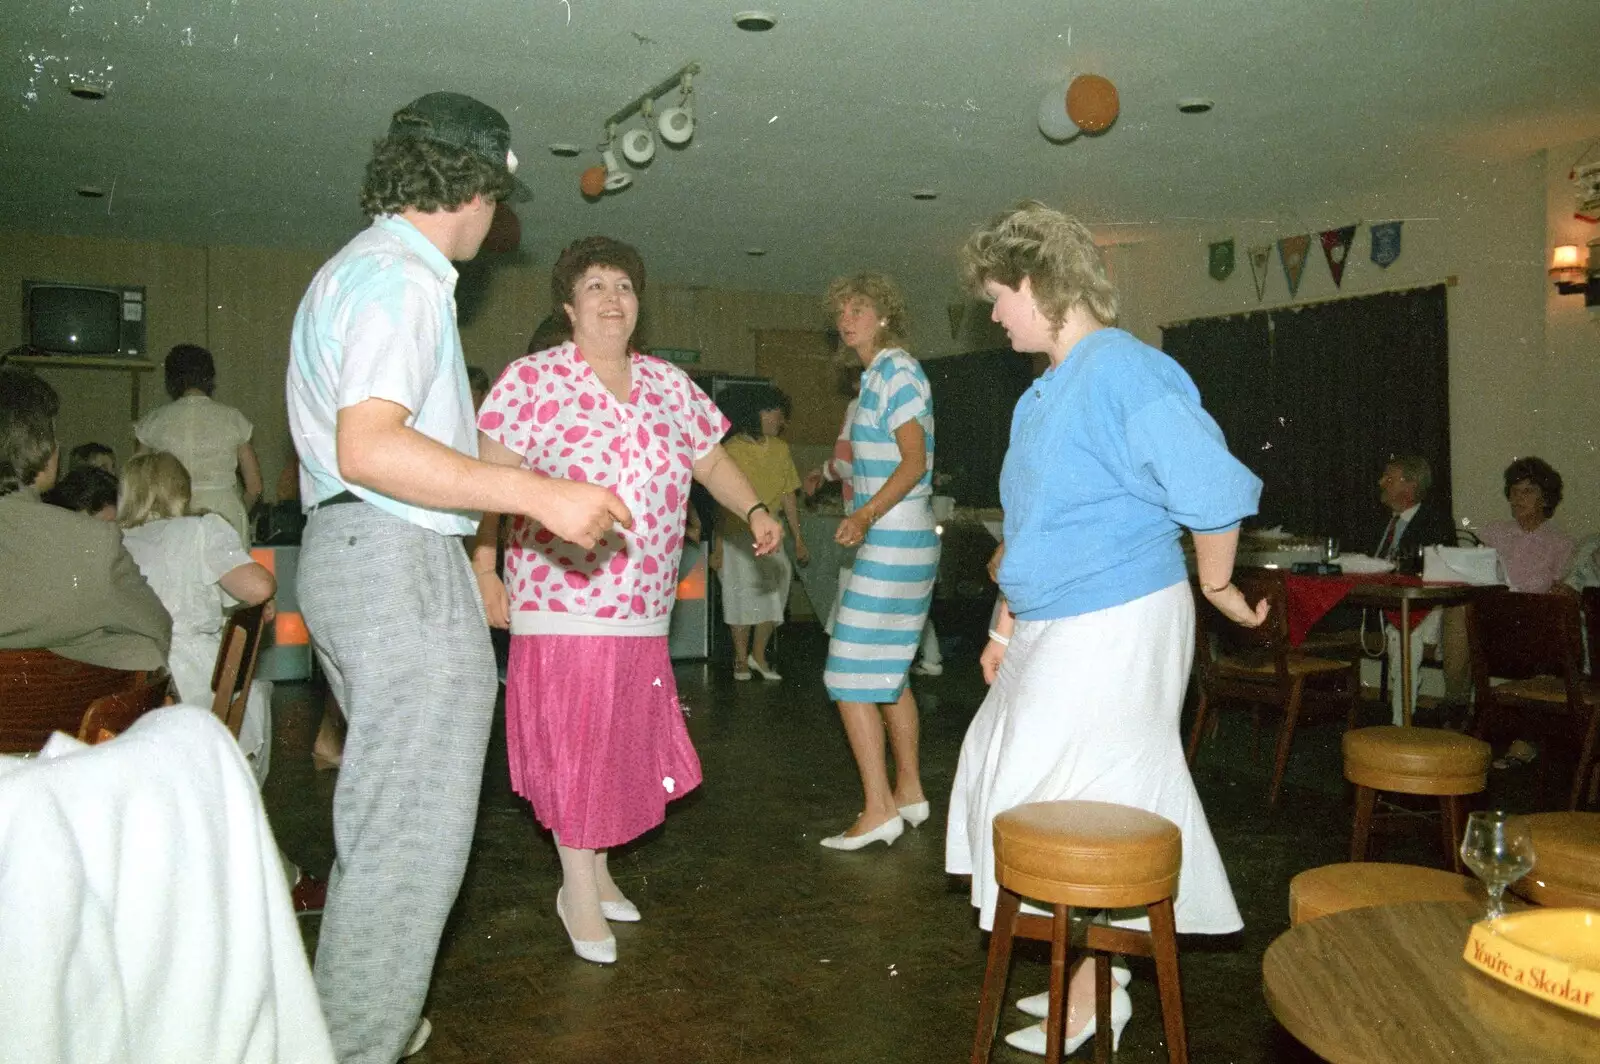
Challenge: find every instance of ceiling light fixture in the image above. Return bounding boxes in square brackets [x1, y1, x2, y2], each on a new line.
[657, 72, 695, 146]
[1177, 97, 1214, 114]
[600, 126, 632, 192]
[911, 189, 938, 201]
[75, 185, 105, 198]
[549, 143, 582, 157]
[68, 81, 107, 101]
[1550, 244, 1588, 295]
[733, 11, 776, 31]
[621, 100, 657, 165]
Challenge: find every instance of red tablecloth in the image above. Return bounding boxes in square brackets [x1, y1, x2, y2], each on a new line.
[1282, 572, 1430, 647]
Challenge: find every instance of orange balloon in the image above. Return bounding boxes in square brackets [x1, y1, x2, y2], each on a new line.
[579, 165, 607, 198]
[1066, 74, 1119, 133]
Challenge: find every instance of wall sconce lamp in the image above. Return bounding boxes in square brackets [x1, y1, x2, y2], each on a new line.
[1551, 244, 1588, 295]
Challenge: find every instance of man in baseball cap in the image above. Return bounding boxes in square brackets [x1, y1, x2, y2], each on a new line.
[287, 93, 629, 1062]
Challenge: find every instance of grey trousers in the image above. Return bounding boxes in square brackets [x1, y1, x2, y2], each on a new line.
[298, 504, 496, 1064]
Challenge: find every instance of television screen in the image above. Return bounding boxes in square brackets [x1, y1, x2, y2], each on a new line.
[25, 284, 126, 356]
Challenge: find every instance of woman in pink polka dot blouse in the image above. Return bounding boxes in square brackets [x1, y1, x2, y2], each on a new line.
[472, 236, 782, 965]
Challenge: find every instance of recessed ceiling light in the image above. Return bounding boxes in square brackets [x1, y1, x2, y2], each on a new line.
[76, 185, 105, 198]
[68, 81, 107, 101]
[1177, 97, 1214, 115]
[745, 248, 767, 256]
[733, 10, 776, 31]
[548, 143, 582, 157]
[911, 189, 938, 201]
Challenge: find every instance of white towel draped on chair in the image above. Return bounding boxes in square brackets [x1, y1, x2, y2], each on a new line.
[0, 706, 334, 1064]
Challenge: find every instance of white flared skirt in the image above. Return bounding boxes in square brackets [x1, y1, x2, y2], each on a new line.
[945, 581, 1242, 935]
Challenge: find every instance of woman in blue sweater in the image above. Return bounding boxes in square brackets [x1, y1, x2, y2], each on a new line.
[945, 202, 1267, 1056]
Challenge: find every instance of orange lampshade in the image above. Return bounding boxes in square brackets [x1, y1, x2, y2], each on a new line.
[1550, 244, 1583, 271]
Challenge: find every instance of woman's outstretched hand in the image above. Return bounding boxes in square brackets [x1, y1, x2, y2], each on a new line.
[1204, 583, 1269, 628]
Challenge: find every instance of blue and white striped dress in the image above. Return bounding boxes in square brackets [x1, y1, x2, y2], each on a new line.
[823, 348, 940, 703]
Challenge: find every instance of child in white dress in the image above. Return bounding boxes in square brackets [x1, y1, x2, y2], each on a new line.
[118, 451, 277, 782]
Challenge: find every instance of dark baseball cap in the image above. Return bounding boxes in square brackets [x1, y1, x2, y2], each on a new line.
[388, 91, 531, 202]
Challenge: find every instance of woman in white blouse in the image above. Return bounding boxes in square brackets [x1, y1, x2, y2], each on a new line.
[134, 344, 262, 544]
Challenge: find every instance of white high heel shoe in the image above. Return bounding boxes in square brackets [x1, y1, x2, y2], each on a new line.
[898, 800, 931, 827]
[747, 659, 782, 681]
[1016, 961, 1132, 1019]
[819, 814, 905, 850]
[556, 888, 617, 964]
[1004, 986, 1132, 1056]
[600, 897, 641, 923]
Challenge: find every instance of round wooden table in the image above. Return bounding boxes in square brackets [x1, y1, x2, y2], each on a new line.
[1263, 900, 1600, 1063]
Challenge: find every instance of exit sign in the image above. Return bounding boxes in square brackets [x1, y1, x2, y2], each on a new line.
[649, 347, 701, 365]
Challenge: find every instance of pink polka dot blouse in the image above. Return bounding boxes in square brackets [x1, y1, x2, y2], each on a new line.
[477, 342, 729, 629]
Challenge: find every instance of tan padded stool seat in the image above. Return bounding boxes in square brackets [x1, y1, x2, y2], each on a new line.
[993, 800, 1181, 908]
[1342, 726, 1491, 795]
[1289, 862, 1483, 926]
[1512, 812, 1600, 908]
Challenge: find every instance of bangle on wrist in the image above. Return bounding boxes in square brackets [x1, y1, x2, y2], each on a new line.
[745, 501, 770, 522]
[1201, 580, 1233, 594]
[988, 629, 1010, 646]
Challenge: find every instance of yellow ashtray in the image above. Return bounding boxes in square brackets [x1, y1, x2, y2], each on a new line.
[1463, 908, 1600, 1018]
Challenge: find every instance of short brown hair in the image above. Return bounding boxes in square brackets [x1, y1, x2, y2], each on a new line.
[0, 367, 59, 497]
[825, 273, 910, 352]
[551, 236, 647, 314]
[960, 200, 1119, 328]
[118, 451, 193, 528]
[1503, 456, 1563, 517]
[359, 134, 516, 217]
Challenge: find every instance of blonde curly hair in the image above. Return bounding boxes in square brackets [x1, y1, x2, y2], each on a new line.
[960, 200, 1118, 329]
[825, 272, 911, 353]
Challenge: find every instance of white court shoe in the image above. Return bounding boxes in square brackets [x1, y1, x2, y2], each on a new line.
[1005, 986, 1132, 1056]
[819, 814, 905, 850]
[898, 800, 931, 827]
[1016, 961, 1132, 1018]
[556, 888, 617, 964]
[601, 897, 641, 922]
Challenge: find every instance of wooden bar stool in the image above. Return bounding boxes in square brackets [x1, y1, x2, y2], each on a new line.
[1288, 862, 1482, 926]
[1510, 812, 1600, 908]
[972, 801, 1187, 1064]
[1342, 726, 1490, 871]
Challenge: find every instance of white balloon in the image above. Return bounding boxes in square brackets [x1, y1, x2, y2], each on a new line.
[1037, 86, 1077, 142]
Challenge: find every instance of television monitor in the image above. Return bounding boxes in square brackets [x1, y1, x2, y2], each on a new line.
[22, 281, 146, 359]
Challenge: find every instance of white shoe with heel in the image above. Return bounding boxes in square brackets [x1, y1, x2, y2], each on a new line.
[556, 887, 617, 964]
[1004, 986, 1132, 1056]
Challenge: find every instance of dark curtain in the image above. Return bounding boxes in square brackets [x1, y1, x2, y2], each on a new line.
[1162, 312, 1284, 523]
[1161, 285, 1451, 547]
[925, 349, 1036, 508]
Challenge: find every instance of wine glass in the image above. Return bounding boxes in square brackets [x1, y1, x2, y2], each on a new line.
[1459, 810, 1536, 920]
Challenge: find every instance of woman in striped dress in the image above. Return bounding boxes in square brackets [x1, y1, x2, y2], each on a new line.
[820, 273, 940, 850]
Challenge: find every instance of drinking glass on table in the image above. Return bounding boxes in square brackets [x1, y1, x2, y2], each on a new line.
[1459, 809, 1535, 920]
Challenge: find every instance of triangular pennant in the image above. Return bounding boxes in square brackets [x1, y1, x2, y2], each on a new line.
[1278, 234, 1310, 297]
[1248, 244, 1271, 301]
[1320, 225, 1357, 287]
[1370, 221, 1403, 268]
[1208, 239, 1235, 281]
[947, 302, 966, 340]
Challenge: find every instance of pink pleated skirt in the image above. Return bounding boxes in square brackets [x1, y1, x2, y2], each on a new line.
[505, 633, 702, 850]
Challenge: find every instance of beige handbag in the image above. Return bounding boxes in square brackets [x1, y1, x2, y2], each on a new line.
[1421, 545, 1506, 585]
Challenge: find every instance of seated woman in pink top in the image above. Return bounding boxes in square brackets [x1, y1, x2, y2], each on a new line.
[473, 236, 781, 966]
[1478, 456, 1574, 592]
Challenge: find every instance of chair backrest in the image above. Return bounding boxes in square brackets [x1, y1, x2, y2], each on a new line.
[1195, 567, 1292, 685]
[1581, 587, 1600, 677]
[1466, 589, 1585, 688]
[210, 604, 267, 737]
[78, 672, 174, 744]
[0, 649, 148, 754]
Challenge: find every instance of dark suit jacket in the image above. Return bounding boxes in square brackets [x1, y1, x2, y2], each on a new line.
[0, 487, 172, 670]
[1377, 498, 1457, 575]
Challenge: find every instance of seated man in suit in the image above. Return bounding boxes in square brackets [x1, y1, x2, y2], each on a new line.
[1374, 454, 1456, 574]
[1374, 455, 1460, 723]
[0, 367, 172, 669]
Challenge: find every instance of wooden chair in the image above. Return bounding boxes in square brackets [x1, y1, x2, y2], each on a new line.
[78, 671, 175, 744]
[1581, 586, 1600, 677]
[210, 604, 268, 738]
[1186, 567, 1361, 806]
[1467, 589, 1600, 811]
[0, 649, 150, 753]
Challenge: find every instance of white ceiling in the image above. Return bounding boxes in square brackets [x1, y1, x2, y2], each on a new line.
[5, 0, 1599, 299]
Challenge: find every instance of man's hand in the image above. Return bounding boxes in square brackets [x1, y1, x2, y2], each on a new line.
[476, 570, 510, 628]
[750, 509, 784, 556]
[518, 477, 632, 549]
